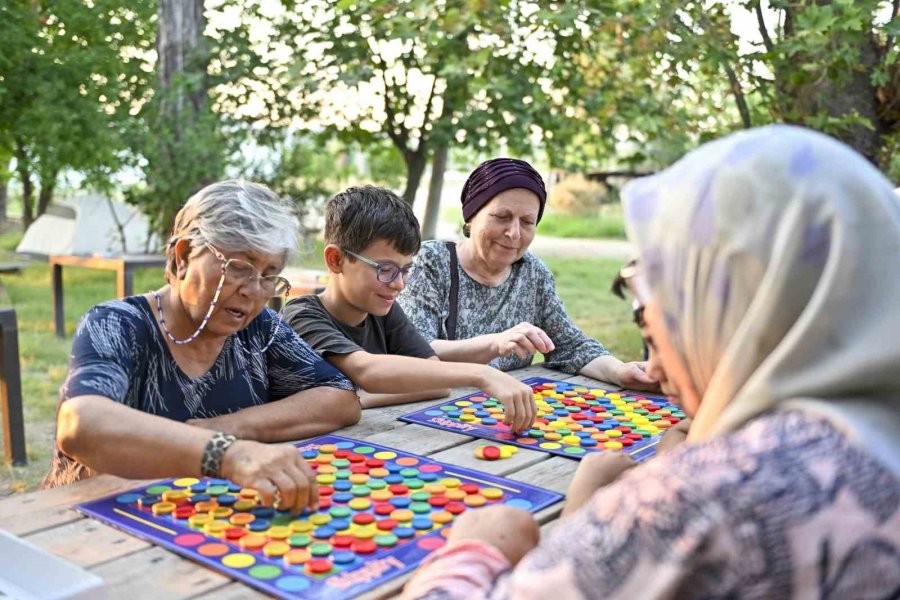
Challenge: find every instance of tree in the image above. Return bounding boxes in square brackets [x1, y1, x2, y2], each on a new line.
[0, 1, 156, 228]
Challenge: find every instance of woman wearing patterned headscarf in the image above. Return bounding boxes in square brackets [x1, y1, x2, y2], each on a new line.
[400, 126, 900, 599]
[399, 158, 656, 390]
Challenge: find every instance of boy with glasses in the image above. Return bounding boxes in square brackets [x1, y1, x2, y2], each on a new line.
[284, 186, 536, 432]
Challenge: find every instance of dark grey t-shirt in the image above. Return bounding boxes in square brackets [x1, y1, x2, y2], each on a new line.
[284, 295, 436, 360]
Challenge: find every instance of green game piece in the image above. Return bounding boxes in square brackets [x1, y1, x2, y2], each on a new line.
[482, 400, 497, 407]
[310, 542, 332, 556]
[350, 485, 371, 497]
[353, 446, 375, 454]
[634, 408, 648, 415]
[409, 502, 431, 514]
[399, 468, 419, 478]
[331, 459, 350, 468]
[375, 534, 398, 547]
[564, 446, 586, 455]
[367, 479, 387, 490]
[405, 479, 425, 489]
[289, 534, 312, 547]
[647, 414, 661, 421]
[410, 491, 430, 502]
[329, 506, 351, 518]
[440, 405, 456, 411]
[556, 429, 571, 436]
[334, 470, 352, 480]
[271, 514, 293, 526]
[248, 565, 282, 580]
[206, 485, 228, 496]
[145, 485, 172, 495]
[527, 429, 544, 438]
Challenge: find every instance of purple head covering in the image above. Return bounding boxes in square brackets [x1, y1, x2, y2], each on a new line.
[461, 158, 547, 223]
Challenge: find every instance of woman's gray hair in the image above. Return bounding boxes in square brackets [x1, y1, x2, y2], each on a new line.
[165, 180, 299, 281]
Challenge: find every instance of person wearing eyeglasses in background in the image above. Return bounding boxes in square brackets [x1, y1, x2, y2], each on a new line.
[42, 180, 360, 515]
[283, 186, 536, 431]
[400, 126, 900, 599]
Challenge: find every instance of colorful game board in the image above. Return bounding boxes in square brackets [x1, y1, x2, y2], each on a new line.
[400, 377, 687, 461]
[76, 435, 562, 600]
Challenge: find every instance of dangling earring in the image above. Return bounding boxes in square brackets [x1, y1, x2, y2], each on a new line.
[462, 223, 471, 238]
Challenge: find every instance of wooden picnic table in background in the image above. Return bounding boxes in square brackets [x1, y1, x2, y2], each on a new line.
[0, 365, 622, 599]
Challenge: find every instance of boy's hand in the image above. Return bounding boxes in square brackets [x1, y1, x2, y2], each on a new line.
[479, 367, 537, 433]
[446, 505, 540, 565]
[492, 322, 555, 360]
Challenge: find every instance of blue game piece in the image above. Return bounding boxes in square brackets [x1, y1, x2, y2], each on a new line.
[554, 409, 569, 417]
[330, 519, 350, 531]
[389, 497, 411, 508]
[580, 438, 598, 447]
[333, 481, 352, 492]
[576, 431, 592, 438]
[385, 475, 404, 484]
[249, 519, 271, 531]
[386, 463, 404, 473]
[216, 494, 237, 506]
[419, 472, 438, 482]
[333, 492, 354, 503]
[115, 493, 142, 504]
[207, 478, 229, 486]
[474, 411, 490, 418]
[138, 495, 160, 508]
[190, 483, 207, 493]
[302, 450, 318, 459]
[447, 410, 462, 418]
[252, 506, 275, 519]
[335, 441, 355, 450]
[314, 526, 335, 538]
[188, 493, 210, 504]
[333, 551, 356, 565]
[394, 527, 416, 539]
[481, 418, 498, 425]
[579, 420, 594, 427]
[227, 483, 242, 493]
[411, 517, 433, 530]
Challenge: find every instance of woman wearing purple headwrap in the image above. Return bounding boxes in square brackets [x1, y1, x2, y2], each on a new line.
[398, 158, 656, 389]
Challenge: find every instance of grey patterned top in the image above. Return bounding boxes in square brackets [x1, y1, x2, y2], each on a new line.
[42, 296, 354, 488]
[398, 240, 609, 373]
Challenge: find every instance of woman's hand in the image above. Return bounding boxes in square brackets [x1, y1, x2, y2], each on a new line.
[656, 417, 692, 455]
[220, 440, 318, 514]
[562, 452, 637, 518]
[492, 322, 555, 360]
[446, 505, 540, 565]
[478, 367, 537, 433]
[613, 360, 659, 391]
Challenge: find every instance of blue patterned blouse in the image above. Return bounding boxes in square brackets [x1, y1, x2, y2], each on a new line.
[43, 296, 354, 487]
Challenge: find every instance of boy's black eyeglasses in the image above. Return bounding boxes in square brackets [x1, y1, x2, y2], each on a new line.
[342, 248, 418, 285]
[611, 259, 646, 328]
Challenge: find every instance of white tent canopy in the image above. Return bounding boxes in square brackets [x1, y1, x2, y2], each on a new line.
[16, 195, 160, 257]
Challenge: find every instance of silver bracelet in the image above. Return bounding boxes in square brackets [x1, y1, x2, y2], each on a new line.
[200, 432, 237, 478]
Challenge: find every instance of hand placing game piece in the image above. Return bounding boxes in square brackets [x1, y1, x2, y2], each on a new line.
[561, 452, 637, 518]
[477, 368, 537, 432]
[220, 440, 318, 514]
[491, 322, 555, 361]
[445, 505, 541, 566]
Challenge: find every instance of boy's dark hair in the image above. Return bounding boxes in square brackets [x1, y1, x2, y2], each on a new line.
[324, 185, 421, 256]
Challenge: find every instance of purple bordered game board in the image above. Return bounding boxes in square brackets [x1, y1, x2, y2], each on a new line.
[76, 434, 562, 599]
[400, 377, 687, 462]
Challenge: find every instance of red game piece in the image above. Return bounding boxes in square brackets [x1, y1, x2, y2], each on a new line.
[460, 483, 480, 494]
[174, 505, 195, 519]
[318, 486, 334, 496]
[373, 503, 394, 515]
[482, 446, 501, 461]
[389, 484, 409, 495]
[224, 527, 247, 540]
[318, 499, 332, 510]
[365, 458, 385, 468]
[445, 501, 466, 515]
[307, 558, 332, 574]
[331, 535, 354, 548]
[351, 539, 377, 554]
[334, 450, 349, 458]
[428, 496, 449, 507]
[350, 465, 369, 474]
[347, 454, 366, 463]
[352, 513, 375, 525]
[376, 519, 397, 531]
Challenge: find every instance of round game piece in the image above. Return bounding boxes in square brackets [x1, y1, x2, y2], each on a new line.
[389, 497, 411, 508]
[348, 498, 371, 511]
[445, 489, 467, 501]
[313, 526, 336, 539]
[390, 509, 414, 522]
[233, 499, 255, 512]
[484, 445, 502, 460]
[188, 514, 213, 528]
[373, 503, 394, 516]
[353, 526, 377, 540]
[239, 534, 267, 551]
[370, 489, 393, 502]
[481, 488, 504, 500]
[173, 477, 200, 488]
[332, 534, 354, 548]
[333, 550, 356, 565]
[428, 495, 449, 508]
[376, 518, 398, 531]
[463, 494, 486, 507]
[410, 491, 430, 502]
[409, 502, 431, 514]
[306, 558, 332, 574]
[411, 517, 433, 530]
[204, 521, 229, 536]
[430, 511, 453, 525]
[206, 485, 228, 496]
[267, 526, 291, 540]
[388, 484, 409, 495]
[138, 495, 160, 509]
[229, 513, 254, 526]
[161, 490, 188, 503]
[394, 527, 416, 539]
[252, 506, 275, 519]
[174, 505, 195, 520]
[352, 513, 375, 525]
[309, 513, 332, 526]
[224, 527, 247, 540]
[440, 478, 461, 489]
[460, 484, 479, 495]
[284, 549, 311, 565]
[604, 441, 623, 450]
[151, 501, 176, 516]
[348, 473, 369, 484]
[309, 542, 332, 557]
[263, 541, 290, 557]
[145, 485, 171, 496]
[248, 518, 271, 532]
[375, 533, 398, 547]
[210, 507, 233, 519]
[351, 539, 377, 554]
[318, 444, 337, 454]
[288, 533, 312, 547]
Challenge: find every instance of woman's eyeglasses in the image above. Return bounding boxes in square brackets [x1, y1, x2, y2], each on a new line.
[206, 244, 291, 299]
[341, 248, 418, 285]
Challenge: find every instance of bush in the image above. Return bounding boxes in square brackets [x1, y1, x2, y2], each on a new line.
[547, 174, 609, 215]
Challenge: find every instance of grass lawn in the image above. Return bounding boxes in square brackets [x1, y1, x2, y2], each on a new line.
[0, 235, 641, 495]
[440, 204, 627, 240]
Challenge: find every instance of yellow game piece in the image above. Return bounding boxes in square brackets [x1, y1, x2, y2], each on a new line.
[604, 441, 624, 450]
[502, 445, 518, 455]
[606, 429, 623, 438]
[318, 444, 337, 454]
[460, 414, 476, 422]
[348, 473, 369, 484]
[548, 421, 565, 430]
[370, 489, 393, 502]
[369, 468, 390, 478]
[543, 383, 556, 389]
[455, 400, 472, 407]
[445, 489, 466, 500]
[210, 507, 233, 519]
[373, 451, 397, 460]
[316, 474, 336, 485]
[233, 499, 255, 512]
[240, 534, 267, 550]
[481, 488, 504, 499]
[290, 520, 314, 533]
[223, 553, 256, 568]
[425, 484, 446, 495]
[440, 478, 461, 488]
[239, 488, 259, 499]
[230, 513, 255, 526]
[464, 495, 487, 507]
[461, 407, 477, 414]
[189, 514, 213, 528]
[263, 541, 290, 557]
[499, 447, 513, 459]
[316, 454, 334, 464]
[563, 391, 577, 397]
[430, 511, 453, 524]
[561, 435, 581, 445]
[204, 520, 229, 536]
[353, 526, 377, 539]
[309, 514, 331, 526]
[151, 501, 176, 516]
[473, 446, 485, 459]
[390, 509, 414, 522]
[568, 423, 583, 432]
[317, 464, 337, 474]
[162, 490, 188, 503]
[268, 526, 292, 540]
[284, 549, 310, 565]
[173, 478, 200, 488]
[540, 442, 562, 450]
[348, 498, 371, 511]
[194, 500, 218, 513]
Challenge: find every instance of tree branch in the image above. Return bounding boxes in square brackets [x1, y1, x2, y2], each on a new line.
[374, 55, 408, 150]
[886, 0, 899, 54]
[754, 0, 775, 53]
[722, 60, 753, 128]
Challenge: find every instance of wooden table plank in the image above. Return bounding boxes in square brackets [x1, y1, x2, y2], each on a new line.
[189, 582, 272, 599]
[25, 517, 150, 568]
[504, 455, 579, 494]
[89, 546, 231, 599]
[365, 423, 473, 456]
[430, 439, 549, 476]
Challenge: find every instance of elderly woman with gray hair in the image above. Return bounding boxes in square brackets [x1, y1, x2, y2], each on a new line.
[43, 180, 359, 514]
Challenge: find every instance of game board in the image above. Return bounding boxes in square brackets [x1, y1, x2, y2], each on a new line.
[400, 377, 687, 461]
[76, 434, 562, 600]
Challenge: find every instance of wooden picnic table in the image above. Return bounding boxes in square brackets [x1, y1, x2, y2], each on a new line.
[0, 364, 622, 599]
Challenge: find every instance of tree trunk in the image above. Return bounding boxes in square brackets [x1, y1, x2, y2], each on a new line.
[401, 148, 428, 207]
[14, 142, 33, 229]
[422, 143, 448, 239]
[37, 169, 57, 217]
[156, 0, 207, 121]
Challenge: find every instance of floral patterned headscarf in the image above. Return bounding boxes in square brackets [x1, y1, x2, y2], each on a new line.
[622, 125, 900, 465]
